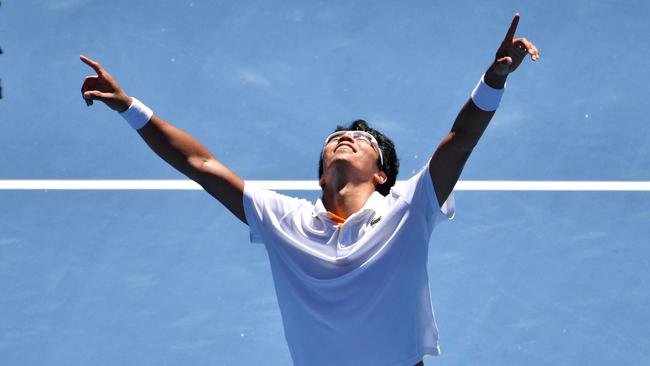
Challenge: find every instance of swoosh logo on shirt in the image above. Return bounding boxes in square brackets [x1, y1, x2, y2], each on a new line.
[370, 216, 382, 226]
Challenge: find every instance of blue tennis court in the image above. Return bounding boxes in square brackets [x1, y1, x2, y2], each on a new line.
[1, 1, 649, 365]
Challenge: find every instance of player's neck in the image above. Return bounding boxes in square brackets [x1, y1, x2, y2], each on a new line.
[321, 180, 375, 220]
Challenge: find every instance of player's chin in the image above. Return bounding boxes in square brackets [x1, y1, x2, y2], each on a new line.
[324, 154, 354, 170]
[327, 155, 349, 166]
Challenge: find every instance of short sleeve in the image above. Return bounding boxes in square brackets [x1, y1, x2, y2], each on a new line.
[242, 182, 305, 244]
[393, 163, 455, 225]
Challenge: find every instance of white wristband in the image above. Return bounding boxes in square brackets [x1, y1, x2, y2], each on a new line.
[471, 74, 505, 111]
[119, 97, 153, 130]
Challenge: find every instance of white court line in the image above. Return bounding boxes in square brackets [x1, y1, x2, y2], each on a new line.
[0, 180, 649, 191]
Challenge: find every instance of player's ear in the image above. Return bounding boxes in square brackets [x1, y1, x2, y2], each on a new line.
[373, 171, 387, 185]
[319, 176, 326, 188]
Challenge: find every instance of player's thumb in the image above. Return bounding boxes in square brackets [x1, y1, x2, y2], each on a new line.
[83, 91, 114, 107]
[496, 56, 513, 65]
[83, 91, 112, 103]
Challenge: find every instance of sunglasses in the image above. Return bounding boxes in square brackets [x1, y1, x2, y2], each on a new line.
[323, 130, 384, 167]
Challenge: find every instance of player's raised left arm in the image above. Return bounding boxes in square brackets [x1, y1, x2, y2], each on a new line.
[429, 13, 539, 207]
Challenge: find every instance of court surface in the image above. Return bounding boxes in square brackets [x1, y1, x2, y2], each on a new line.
[1, 1, 649, 365]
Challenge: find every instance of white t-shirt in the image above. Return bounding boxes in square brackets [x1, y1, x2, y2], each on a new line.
[242, 165, 455, 366]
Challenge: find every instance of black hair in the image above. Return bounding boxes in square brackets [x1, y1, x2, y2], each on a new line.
[318, 119, 399, 196]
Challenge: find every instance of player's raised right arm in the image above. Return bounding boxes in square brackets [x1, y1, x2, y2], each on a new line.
[80, 55, 246, 224]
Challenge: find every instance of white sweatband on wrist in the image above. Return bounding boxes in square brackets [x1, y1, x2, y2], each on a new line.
[119, 97, 154, 130]
[471, 74, 505, 111]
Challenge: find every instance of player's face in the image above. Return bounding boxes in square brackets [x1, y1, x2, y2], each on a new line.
[321, 131, 382, 172]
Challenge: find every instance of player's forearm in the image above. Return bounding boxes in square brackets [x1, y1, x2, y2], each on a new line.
[448, 67, 505, 151]
[448, 99, 494, 151]
[137, 115, 216, 182]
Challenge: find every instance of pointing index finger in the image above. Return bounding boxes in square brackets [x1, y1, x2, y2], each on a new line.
[504, 13, 520, 42]
[79, 55, 104, 75]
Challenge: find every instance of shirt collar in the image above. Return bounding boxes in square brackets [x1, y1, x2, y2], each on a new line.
[312, 191, 385, 221]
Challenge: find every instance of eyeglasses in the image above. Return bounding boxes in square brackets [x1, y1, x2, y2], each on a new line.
[323, 130, 384, 167]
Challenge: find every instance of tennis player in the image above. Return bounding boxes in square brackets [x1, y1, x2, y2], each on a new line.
[81, 13, 538, 366]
